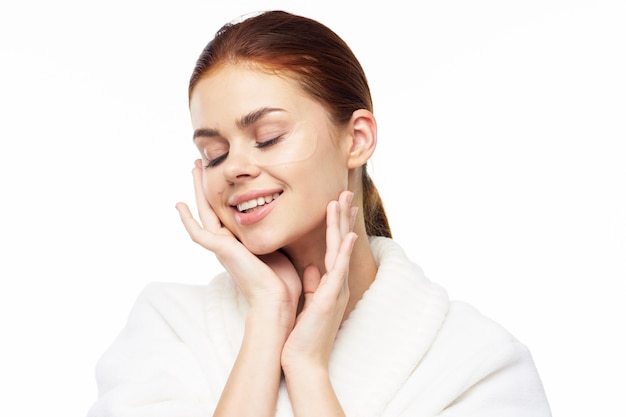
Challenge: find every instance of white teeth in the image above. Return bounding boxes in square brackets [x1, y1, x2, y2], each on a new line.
[237, 193, 281, 212]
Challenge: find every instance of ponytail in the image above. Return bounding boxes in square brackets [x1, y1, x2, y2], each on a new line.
[189, 11, 391, 238]
[361, 167, 392, 238]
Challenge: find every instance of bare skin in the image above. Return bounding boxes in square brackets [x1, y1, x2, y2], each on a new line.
[175, 64, 379, 416]
[176, 182, 360, 417]
[177, 172, 363, 416]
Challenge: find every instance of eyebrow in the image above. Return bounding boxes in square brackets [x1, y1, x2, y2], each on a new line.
[193, 107, 286, 141]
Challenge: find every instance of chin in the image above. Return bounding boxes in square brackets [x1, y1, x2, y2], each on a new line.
[235, 221, 324, 256]
[238, 235, 284, 256]
[245, 245, 280, 256]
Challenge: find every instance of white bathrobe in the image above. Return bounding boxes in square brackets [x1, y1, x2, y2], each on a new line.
[88, 237, 551, 416]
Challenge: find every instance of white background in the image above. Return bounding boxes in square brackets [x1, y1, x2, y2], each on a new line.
[1, 1, 624, 416]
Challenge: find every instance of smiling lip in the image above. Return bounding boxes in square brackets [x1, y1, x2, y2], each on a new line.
[231, 190, 282, 225]
[235, 192, 281, 212]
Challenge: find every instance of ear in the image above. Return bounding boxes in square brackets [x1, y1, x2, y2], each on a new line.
[346, 109, 377, 169]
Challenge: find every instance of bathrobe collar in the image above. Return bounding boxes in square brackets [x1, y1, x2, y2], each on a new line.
[206, 237, 450, 416]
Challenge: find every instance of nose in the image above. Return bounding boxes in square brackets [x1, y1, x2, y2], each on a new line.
[221, 145, 261, 183]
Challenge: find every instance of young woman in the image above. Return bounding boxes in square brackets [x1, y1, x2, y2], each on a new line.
[88, 10, 551, 417]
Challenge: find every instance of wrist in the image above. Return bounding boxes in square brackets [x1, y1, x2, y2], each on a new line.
[282, 356, 328, 382]
[283, 363, 345, 417]
[245, 304, 295, 340]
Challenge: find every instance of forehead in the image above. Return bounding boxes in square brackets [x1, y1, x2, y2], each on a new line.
[189, 64, 317, 127]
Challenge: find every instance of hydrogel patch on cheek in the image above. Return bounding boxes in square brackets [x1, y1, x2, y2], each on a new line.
[250, 121, 318, 167]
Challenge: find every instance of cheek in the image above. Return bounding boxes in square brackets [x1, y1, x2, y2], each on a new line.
[201, 173, 213, 201]
[299, 156, 348, 202]
[317, 146, 350, 189]
[202, 173, 228, 216]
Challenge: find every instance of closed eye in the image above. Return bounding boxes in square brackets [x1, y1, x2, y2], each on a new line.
[202, 135, 284, 168]
[203, 153, 228, 168]
[256, 136, 283, 149]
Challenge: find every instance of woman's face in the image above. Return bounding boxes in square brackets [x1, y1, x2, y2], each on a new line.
[189, 64, 351, 254]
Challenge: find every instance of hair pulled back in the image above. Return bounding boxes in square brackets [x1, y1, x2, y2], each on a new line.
[189, 10, 391, 238]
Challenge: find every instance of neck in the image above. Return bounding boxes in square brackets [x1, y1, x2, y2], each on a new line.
[343, 227, 378, 320]
[282, 220, 378, 321]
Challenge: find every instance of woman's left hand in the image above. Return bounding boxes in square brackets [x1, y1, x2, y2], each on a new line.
[280, 190, 358, 373]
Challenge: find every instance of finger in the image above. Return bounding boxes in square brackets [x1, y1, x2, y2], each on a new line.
[338, 190, 354, 238]
[324, 191, 355, 270]
[191, 160, 220, 230]
[301, 265, 322, 310]
[349, 206, 359, 232]
[324, 199, 341, 269]
[175, 201, 215, 248]
[325, 232, 357, 291]
[336, 231, 358, 269]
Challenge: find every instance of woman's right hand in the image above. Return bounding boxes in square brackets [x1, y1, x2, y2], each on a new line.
[176, 162, 300, 416]
[175, 160, 301, 329]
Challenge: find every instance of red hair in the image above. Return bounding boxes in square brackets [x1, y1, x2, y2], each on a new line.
[189, 11, 391, 237]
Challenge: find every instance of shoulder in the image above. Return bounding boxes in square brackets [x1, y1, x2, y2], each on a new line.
[122, 274, 234, 338]
[369, 236, 523, 353]
[425, 295, 535, 377]
[134, 273, 232, 309]
[437, 300, 539, 382]
[367, 237, 550, 414]
[388, 299, 551, 416]
[442, 299, 546, 386]
[130, 281, 208, 318]
[443, 300, 520, 347]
